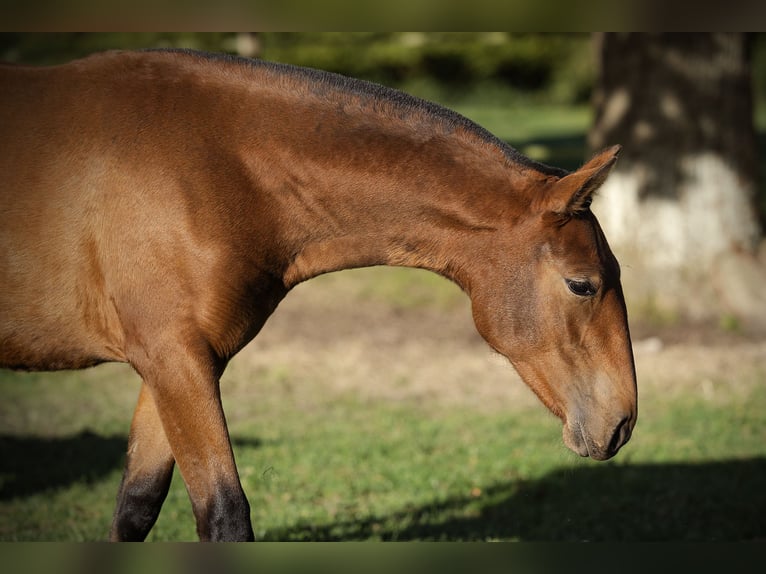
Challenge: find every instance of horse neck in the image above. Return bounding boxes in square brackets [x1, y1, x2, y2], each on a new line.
[229, 82, 541, 293]
[273, 136, 529, 293]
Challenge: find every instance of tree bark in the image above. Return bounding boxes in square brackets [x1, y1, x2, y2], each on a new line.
[589, 33, 765, 324]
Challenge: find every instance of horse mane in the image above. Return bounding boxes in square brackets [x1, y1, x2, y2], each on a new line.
[142, 48, 569, 179]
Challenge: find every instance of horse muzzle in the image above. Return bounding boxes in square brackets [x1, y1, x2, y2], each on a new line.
[563, 413, 635, 461]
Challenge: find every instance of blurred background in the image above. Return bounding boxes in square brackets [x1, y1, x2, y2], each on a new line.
[1, 33, 765, 541]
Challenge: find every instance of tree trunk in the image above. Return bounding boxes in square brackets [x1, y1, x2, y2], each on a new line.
[589, 33, 765, 324]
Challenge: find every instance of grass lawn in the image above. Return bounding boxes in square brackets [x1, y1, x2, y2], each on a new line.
[1, 102, 765, 541]
[2, 350, 765, 542]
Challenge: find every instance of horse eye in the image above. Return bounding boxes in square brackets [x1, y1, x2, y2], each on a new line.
[566, 279, 597, 297]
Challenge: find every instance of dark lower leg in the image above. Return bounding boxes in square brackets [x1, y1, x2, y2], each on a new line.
[111, 462, 174, 541]
[110, 383, 175, 541]
[193, 481, 254, 541]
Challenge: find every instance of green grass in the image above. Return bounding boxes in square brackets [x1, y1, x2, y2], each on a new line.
[1, 346, 765, 541]
[307, 266, 467, 311]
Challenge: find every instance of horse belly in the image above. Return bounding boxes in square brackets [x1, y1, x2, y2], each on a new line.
[0, 237, 126, 371]
[0, 318, 121, 372]
[0, 183, 126, 371]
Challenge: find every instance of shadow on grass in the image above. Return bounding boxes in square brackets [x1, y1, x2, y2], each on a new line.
[3, 431, 764, 541]
[265, 458, 766, 541]
[0, 431, 126, 500]
[0, 432, 265, 501]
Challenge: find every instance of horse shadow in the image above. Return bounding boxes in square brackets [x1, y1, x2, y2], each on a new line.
[0, 430, 126, 500]
[265, 457, 766, 541]
[2, 431, 764, 541]
[0, 431, 264, 501]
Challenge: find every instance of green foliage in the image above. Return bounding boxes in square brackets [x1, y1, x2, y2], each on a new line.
[0, 33, 233, 65]
[259, 33, 593, 104]
[3, 33, 763, 111]
[1, 33, 593, 105]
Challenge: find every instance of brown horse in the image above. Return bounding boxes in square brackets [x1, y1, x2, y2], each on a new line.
[0, 49, 637, 541]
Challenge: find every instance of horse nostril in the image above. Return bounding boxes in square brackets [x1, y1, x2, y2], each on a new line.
[607, 416, 631, 456]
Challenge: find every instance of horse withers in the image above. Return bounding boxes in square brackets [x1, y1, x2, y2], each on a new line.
[0, 49, 637, 541]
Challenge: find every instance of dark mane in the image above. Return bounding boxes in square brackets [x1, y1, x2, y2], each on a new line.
[144, 48, 569, 178]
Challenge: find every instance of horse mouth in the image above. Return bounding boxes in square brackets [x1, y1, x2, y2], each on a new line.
[563, 417, 633, 461]
[563, 422, 592, 458]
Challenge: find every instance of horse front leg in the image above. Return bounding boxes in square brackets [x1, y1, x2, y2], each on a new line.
[122, 341, 254, 541]
[111, 382, 175, 541]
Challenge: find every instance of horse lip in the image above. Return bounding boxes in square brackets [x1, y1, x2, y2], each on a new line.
[564, 421, 618, 461]
[580, 426, 622, 461]
[564, 421, 591, 458]
[587, 444, 612, 461]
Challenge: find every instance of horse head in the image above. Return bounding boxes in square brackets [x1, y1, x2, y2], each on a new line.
[471, 146, 637, 460]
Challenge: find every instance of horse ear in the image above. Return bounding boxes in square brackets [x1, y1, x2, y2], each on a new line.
[540, 145, 621, 216]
